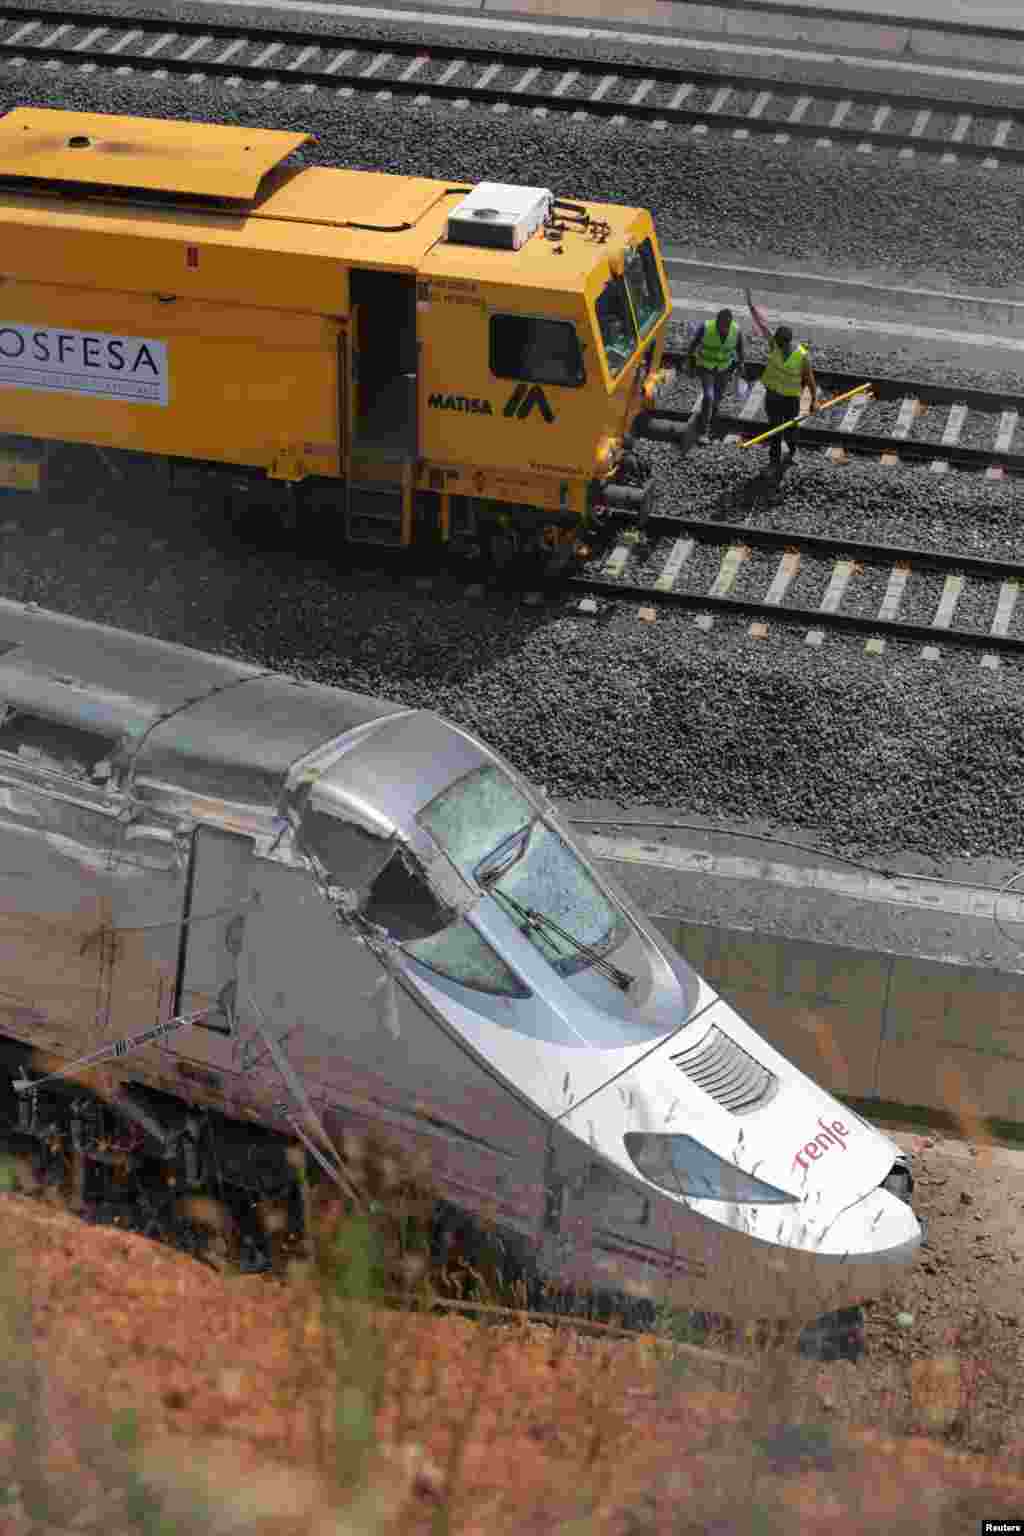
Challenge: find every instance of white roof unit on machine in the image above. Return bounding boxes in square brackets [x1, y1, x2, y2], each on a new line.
[446, 182, 553, 251]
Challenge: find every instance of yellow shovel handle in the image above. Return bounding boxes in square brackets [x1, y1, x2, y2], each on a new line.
[738, 383, 875, 449]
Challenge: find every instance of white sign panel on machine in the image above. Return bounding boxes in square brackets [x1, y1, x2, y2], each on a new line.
[0, 323, 169, 407]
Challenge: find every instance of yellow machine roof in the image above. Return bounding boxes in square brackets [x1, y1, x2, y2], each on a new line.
[0, 108, 654, 296]
[253, 167, 455, 234]
[0, 108, 311, 201]
[422, 225, 631, 294]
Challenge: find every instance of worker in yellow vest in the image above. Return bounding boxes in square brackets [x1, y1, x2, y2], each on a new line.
[687, 308, 745, 445]
[760, 325, 818, 483]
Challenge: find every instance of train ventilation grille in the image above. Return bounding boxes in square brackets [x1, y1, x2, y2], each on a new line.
[669, 1025, 777, 1114]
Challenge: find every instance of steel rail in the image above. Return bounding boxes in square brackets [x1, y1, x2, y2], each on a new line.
[641, 516, 1024, 581]
[0, 2, 1020, 117]
[659, 357, 1024, 416]
[688, 420, 1023, 473]
[567, 575, 1024, 654]
[636, 407, 1024, 474]
[0, 12, 1020, 161]
[837, 379, 1021, 412]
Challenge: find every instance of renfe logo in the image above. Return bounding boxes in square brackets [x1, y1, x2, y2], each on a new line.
[792, 1117, 851, 1174]
[0, 323, 169, 407]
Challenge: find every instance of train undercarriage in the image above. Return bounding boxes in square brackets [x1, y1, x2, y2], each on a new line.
[0, 433, 655, 579]
[0, 1031, 885, 1362]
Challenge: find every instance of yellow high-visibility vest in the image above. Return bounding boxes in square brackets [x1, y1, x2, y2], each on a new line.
[696, 318, 738, 371]
[761, 342, 807, 397]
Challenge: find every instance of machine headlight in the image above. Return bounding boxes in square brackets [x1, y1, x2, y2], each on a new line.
[643, 369, 672, 404]
[595, 435, 622, 473]
[624, 1133, 798, 1205]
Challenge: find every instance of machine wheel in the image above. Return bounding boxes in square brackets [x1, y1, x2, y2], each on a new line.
[279, 488, 299, 534]
[483, 530, 518, 574]
[542, 542, 579, 580]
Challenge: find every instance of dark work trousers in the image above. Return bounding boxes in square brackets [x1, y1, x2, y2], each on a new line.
[764, 389, 801, 470]
[696, 366, 734, 433]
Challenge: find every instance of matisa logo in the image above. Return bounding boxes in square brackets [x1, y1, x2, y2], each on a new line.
[428, 392, 493, 415]
[792, 1117, 851, 1175]
[503, 382, 555, 423]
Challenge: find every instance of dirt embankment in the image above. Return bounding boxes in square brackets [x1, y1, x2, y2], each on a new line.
[0, 1125, 1021, 1535]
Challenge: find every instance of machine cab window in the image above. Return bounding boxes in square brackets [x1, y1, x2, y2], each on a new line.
[595, 276, 638, 378]
[623, 238, 665, 338]
[490, 314, 584, 387]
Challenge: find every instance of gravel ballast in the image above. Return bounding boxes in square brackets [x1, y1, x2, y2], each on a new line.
[0, 476, 1021, 868]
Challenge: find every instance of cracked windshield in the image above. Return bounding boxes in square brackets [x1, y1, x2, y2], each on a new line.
[418, 765, 627, 977]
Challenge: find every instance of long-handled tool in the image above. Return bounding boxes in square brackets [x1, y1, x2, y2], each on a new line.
[738, 383, 875, 449]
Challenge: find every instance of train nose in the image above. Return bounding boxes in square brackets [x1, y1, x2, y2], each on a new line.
[746, 1182, 923, 1319]
[808, 1182, 922, 1264]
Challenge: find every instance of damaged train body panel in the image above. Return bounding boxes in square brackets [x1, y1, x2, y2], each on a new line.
[0, 599, 551, 1239]
[0, 597, 921, 1321]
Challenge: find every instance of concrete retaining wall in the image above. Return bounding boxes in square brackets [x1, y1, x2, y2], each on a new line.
[652, 916, 1024, 1126]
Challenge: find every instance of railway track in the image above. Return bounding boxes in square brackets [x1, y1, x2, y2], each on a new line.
[571, 516, 1024, 664]
[0, 5, 1022, 166]
[651, 362, 1024, 480]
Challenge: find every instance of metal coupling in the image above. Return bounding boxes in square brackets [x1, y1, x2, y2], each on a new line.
[600, 479, 654, 518]
[632, 409, 701, 453]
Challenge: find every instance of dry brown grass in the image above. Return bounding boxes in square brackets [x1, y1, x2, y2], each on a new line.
[0, 1136, 1021, 1536]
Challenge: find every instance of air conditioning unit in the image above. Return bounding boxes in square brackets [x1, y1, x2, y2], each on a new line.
[446, 182, 553, 251]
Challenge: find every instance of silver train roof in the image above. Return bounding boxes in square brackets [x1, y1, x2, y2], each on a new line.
[0, 598, 409, 807]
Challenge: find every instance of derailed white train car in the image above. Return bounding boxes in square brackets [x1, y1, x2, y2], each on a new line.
[0, 597, 920, 1322]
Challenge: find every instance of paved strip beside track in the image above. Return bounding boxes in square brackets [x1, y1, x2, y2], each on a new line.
[184, 0, 1024, 75]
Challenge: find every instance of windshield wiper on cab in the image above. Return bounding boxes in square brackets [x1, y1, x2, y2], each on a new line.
[475, 822, 534, 889]
[492, 887, 634, 993]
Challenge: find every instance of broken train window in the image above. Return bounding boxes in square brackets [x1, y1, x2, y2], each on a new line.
[0, 708, 118, 779]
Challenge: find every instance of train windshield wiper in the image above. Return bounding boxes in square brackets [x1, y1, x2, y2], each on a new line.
[475, 822, 535, 888]
[492, 886, 634, 993]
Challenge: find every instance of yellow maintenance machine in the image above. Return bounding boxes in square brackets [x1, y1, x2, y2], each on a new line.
[0, 108, 675, 568]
